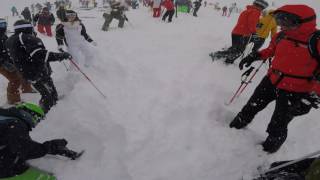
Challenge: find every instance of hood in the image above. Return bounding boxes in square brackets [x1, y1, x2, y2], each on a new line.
[275, 5, 317, 39]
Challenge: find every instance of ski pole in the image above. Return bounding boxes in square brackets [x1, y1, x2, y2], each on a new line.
[260, 150, 320, 176]
[69, 59, 107, 99]
[226, 66, 255, 105]
[236, 60, 266, 98]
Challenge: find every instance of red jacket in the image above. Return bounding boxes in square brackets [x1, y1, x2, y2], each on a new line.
[259, 5, 319, 93]
[232, 5, 261, 36]
[162, 0, 174, 11]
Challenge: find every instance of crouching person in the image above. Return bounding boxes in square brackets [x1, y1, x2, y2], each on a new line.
[6, 20, 72, 113]
[0, 102, 68, 180]
[102, 0, 127, 31]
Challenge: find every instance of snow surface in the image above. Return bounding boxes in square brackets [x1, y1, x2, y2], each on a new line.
[0, 0, 320, 179]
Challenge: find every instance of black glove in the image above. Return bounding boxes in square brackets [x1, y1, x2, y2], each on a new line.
[57, 52, 72, 61]
[43, 139, 68, 155]
[239, 52, 260, 70]
[251, 33, 260, 43]
[302, 92, 320, 109]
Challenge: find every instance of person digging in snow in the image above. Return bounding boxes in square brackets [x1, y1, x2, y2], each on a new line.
[6, 20, 72, 113]
[229, 4, 320, 153]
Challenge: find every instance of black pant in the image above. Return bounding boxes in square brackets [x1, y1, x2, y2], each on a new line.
[193, 7, 200, 16]
[32, 76, 58, 113]
[252, 37, 265, 52]
[214, 34, 250, 64]
[233, 77, 311, 151]
[162, 10, 175, 22]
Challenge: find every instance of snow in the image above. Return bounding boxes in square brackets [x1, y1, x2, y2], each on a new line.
[0, 0, 320, 180]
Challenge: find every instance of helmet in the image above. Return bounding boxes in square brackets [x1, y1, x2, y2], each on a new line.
[13, 20, 34, 34]
[253, 0, 268, 10]
[0, 18, 7, 34]
[16, 102, 45, 128]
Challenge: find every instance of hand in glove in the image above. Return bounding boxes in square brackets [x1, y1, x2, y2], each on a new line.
[43, 139, 68, 155]
[58, 52, 72, 61]
[251, 33, 261, 43]
[239, 52, 260, 70]
[302, 92, 320, 109]
[91, 41, 98, 46]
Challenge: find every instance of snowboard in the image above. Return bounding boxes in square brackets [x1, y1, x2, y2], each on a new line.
[0, 166, 56, 180]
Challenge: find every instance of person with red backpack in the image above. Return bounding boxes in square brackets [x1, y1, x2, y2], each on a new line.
[161, 0, 175, 23]
[210, 0, 268, 64]
[33, 7, 55, 37]
[229, 4, 320, 153]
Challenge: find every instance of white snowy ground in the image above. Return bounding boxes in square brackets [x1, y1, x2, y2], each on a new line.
[1, 0, 320, 180]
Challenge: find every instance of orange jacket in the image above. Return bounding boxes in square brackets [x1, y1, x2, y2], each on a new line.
[232, 5, 262, 36]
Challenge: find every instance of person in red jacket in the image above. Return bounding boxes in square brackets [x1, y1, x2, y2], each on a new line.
[229, 4, 320, 153]
[161, 0, 175, 23]
[33, 7, 55, 37]
[210, 0, 268, 64]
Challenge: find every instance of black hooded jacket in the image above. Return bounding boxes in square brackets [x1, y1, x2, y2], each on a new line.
[6, 33, 67, 81]
[0, 108, 48, 178]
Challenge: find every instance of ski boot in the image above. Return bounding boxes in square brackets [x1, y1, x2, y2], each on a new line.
[262, 134, 287, 153]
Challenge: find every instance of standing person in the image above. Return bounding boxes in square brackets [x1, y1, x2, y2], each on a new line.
[222, 6, 227, 16]
[253, 10, 277, 52]
[33, 7, 55, 37]
[11, 6, 19, 16]
[0, 102, 78, 179]
[56, 4, 67, 22]
[210, 0, 268, 64]
[0, 19, 34, 105]
[56, 10, 97, 68]
[101, 1, 128, 31]
[6, 20, 72, 113]
[161, 0, 175, 23]
[21, 7, 32, 22]
[152, 0, 162, 18]
[192, 0, 202, 17]
[229, 5, 320, 153]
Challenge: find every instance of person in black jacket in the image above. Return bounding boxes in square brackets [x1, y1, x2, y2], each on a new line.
[21, 7, 32, 22]
[102, 1, 128, 31]
[56, 4, 67, 22]
[33, 7, 55, 37]
[56, 10, 97, 68]
[0, 18, 34, 105]
[192, 0, 202, 17]
[6, 20, 72, 113]
[0, 102, 69, 179]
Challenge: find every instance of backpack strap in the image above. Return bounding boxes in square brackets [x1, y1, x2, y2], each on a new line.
[308, 30, 320, 63]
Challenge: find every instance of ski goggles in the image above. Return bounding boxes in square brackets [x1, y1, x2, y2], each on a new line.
[0, 21, 7, 28]
[66, 12, 77, 18]
[274, 12, 301, 28]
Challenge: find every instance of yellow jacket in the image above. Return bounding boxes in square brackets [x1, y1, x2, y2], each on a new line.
[256, 12, 277, 39]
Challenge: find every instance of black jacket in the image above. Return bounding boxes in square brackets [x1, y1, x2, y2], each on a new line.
[34, 12, 55, 26]
[6, 33, 66, 81]
[0, 33, 11, 66]
[193, 1, 201, 9]
[55, 22, 93, 47]
[21, 8, 32, 22]
[56, 8, 67, 22]
[0, 108, 48, 178]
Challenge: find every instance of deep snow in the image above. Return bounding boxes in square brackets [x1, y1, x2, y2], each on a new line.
[0, 0, 320, 180]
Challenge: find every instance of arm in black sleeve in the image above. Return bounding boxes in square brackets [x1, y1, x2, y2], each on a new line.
[50, 14, 55, 25]
[6, 121, 48, 160]
[80, 23, 93, 43]
[33, 13, 39, 22]
[55, 24, 65, 46]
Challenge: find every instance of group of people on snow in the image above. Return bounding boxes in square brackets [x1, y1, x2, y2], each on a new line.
[0, 2, 98, 178]
[210, 0, 320, 179]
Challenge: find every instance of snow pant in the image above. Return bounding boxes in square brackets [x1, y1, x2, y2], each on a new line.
[222, 10, 227, 16]
[0, 167, 56, 180]
[102, 13, 125, 31]
[0, 66, 33, 104]
[193, 7, 200, 17]
[213, 34, 250, 64]
[162, 10, 175, 22]
[153, 8, 161, 17]
[67, 42, 94, 68]
[37, 24, 52, 37]
[32, 76, 58, 114]
[252, 37, 266, 52]
[230, 77, 312, 153]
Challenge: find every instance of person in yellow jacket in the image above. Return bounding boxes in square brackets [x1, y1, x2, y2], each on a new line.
[252, 9, 277, 51]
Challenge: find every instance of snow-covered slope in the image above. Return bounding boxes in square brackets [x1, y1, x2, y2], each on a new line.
[0, 0, 320, 180]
